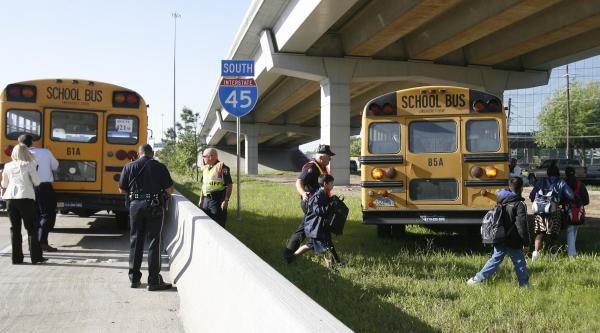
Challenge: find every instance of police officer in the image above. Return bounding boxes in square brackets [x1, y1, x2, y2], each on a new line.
[119, 144, 174, 291]
[197, 148, 233, 227]
[283, 144, 334, 263]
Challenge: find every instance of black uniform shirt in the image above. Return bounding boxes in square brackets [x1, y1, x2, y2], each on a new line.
[119, 156, 173, 195]
[298, 160, 325, 194]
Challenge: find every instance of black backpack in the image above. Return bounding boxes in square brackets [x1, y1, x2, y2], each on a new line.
[481, 203, 512, 244]
[325, 195, 349, 235]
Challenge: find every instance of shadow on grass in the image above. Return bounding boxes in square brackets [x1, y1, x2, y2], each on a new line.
[227, 210, 457, 332]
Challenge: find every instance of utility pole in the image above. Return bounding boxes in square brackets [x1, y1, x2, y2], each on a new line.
[172, 12, 181, 141]
[566, 65, 571, 159]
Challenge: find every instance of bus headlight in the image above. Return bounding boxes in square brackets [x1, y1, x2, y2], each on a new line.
[371, 168, 385, 180]
[68, 167, 77, 175]
[485, 167, 497, 178]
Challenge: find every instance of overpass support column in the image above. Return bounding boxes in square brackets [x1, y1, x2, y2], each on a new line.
[244, 132, 258, 175]
[320, 60, 353, 185]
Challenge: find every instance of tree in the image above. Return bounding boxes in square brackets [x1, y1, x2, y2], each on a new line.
[534, 81, 600, 164]
[157, 107, 204, 178]
[158, 127, 177, 169]
[350, 136, 361, 157]
[174, 107, 204, 179]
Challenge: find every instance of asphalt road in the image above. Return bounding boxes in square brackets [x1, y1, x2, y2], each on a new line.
[0, 212, 183, 333]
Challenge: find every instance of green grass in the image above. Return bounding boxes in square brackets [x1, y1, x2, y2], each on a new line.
[174, 174, 600, 333]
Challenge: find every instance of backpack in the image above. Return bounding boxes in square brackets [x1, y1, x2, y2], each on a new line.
[481, 203, 509, 244]
[325, 195, 349, 235]
[565, 181, 586, 225]
[532, 179, 558, 215]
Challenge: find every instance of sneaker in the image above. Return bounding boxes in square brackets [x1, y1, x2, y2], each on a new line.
[531, 251, 540, 262]
[467, 276, 482, 286]
[520, 283, 535, 289]
[130, 281, 141, 288]
[283, 249, 296, 264]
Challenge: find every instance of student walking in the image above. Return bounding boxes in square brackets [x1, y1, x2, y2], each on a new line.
[529, 163, 574, 261]
[293, 174, 343, 267]
[468, 177, 530, 287]
[563, 166, 589, 257]
[1, 144, 45, 264]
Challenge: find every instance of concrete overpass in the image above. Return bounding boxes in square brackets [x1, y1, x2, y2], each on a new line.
[200, 0, 600, 183]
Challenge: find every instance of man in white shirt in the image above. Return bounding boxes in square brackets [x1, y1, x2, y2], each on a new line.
[509, 158, 522, 178]
[19, 134, 60, 252]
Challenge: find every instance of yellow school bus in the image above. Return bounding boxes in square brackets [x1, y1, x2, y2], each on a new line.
[360, 86, 508, 237]
[0, 79, 147, 228]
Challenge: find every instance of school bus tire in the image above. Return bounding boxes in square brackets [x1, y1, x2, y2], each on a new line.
[115, 211, 129, 230]
[391, 225, 406, 238]
[377, 225, 392, 238]
[72, 208, 96, 218]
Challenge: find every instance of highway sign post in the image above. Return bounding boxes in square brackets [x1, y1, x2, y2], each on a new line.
[218, 60, 258, 221]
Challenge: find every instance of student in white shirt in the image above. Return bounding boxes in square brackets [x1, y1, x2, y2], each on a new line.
[1, 144, 46, 264]
[509, 158, 522, 178]
[19, 134, 59, 252]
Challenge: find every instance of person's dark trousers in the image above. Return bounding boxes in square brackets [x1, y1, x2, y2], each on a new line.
[128, 200, 164, 285]
[36, 182, 57, 245]
[284, 199, 309, 256]
[201, 191, 227, 227]
[7, 199, 43, 263]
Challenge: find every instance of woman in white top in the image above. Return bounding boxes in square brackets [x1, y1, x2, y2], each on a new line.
[1, 144, 45, 264]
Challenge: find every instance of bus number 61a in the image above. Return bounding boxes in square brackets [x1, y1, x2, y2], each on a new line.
[428, 157, 443, 167]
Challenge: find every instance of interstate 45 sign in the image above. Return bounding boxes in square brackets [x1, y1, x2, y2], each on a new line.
[218, 78, 258, 117]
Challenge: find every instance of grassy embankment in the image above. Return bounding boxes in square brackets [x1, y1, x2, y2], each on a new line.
[174, 173, 600, 333]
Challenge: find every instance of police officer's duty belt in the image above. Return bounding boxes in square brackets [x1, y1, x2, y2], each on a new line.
[130, 193, 161, 200]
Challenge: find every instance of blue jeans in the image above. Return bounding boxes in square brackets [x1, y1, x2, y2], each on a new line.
[476, 245, 529, 286]
[566, 225, 579, 257]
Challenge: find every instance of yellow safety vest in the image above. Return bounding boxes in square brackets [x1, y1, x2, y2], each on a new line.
[201, 162, 226, 195]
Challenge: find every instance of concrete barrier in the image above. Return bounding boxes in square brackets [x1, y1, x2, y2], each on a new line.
[164, 193, 352, 333]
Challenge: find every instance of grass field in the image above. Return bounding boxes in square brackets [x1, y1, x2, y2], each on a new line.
[174, 174, 600, 333]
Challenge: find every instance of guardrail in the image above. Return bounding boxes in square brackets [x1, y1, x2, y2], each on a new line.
[164, 193, 352, 332]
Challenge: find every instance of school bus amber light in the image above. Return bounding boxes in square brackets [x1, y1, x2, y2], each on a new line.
[371, 168, 385, 180]
[114, 93, 126, 104]
[485, 167, 498, 178]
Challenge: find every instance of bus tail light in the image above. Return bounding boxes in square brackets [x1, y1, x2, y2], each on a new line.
[116, 150, 128, 160]
[113, 91, 140, 108]
[385, 167, 397, 178]
[6, 84, 36, 103]
[4, 145, 14, 156]
[485, 167, 498, 178]
[113, 174, 121, 181]
[128, 151, 138, 160]
[480, 189, 488, 196]
[367, 201, 374, 208]
[371, 168, 385, 180]
[470, 166, 484, 178]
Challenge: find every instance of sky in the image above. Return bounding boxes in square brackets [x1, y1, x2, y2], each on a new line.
[0, 0, 252, 144]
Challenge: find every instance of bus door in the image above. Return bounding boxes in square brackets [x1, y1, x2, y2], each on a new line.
[405, 117, 462, 207]
[44, 109, 104, 192]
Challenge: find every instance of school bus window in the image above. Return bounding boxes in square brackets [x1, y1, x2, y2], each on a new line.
[51, 111, 98, 143]
[409, 179, 458, 201]
[53, 160, 96, 182]
[368, 122, 400, 154]
[409, 120, 456, 153]
[5, 109, 41, 140]
[466, 119, 500, 152]
[107, 115, 139, 145]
